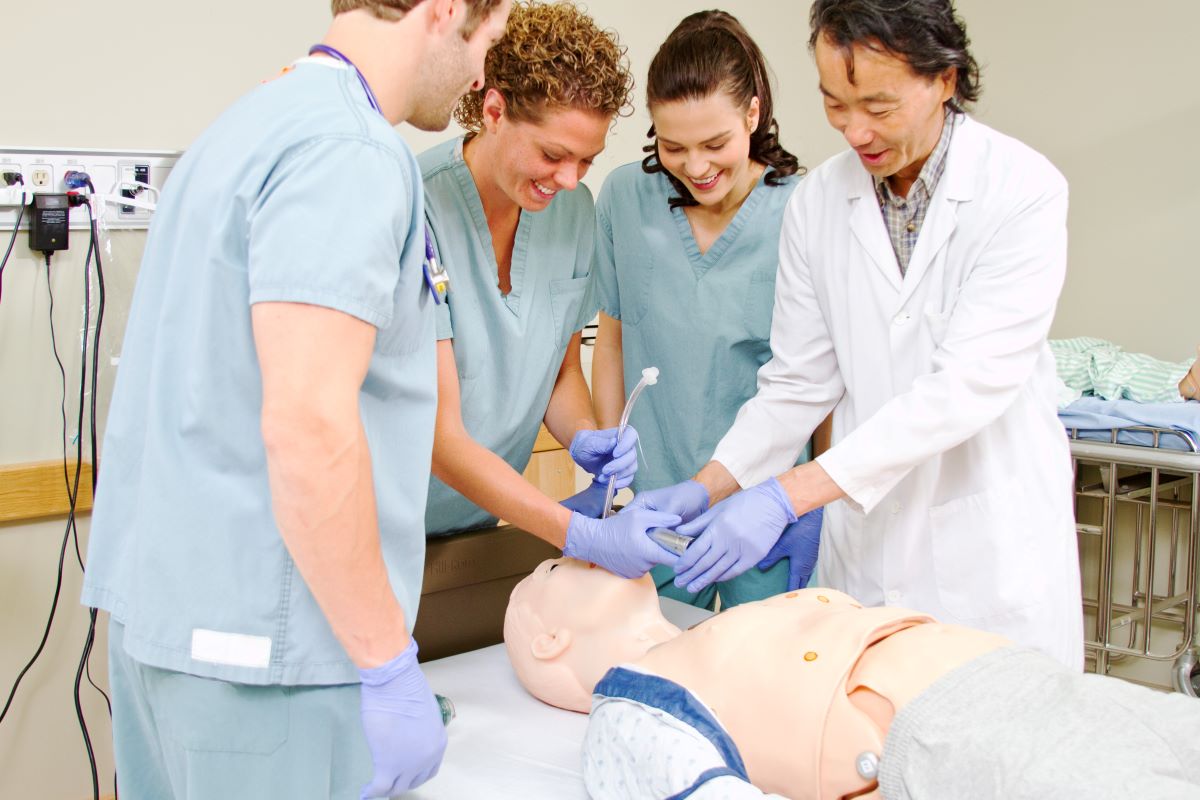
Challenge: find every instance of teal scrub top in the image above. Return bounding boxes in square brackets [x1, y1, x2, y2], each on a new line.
[591, 162, 806, 494]
[418, 137, 598, 535]
[81, 60, 438, 686]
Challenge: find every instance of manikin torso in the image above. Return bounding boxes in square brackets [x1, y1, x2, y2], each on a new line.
[633, 589, 1008, 799]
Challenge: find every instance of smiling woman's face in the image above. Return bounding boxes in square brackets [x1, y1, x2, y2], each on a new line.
[650, 91, 759, 208]
[482, 101, 611, 212]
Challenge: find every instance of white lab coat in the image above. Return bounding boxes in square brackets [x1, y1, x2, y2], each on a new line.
[713, 116, 1084, 668]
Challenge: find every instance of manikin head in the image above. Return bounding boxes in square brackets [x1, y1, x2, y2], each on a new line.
[504, 558, 682, 712]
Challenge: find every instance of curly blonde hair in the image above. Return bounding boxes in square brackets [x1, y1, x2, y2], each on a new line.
[330, 0, 505, 37]
[454, 0, 634, 131]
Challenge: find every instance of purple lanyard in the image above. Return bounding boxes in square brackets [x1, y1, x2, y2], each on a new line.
[308, 44, 381, 114]
[306, 44, 448, 304]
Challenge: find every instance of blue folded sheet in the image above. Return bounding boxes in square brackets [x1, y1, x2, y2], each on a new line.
[1058, 397, 1200, 451]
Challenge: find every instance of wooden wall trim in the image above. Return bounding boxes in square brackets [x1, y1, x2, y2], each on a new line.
[0, 460, 94, 524]
[0, 429, 559, 526]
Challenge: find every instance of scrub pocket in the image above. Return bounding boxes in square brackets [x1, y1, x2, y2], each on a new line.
[928, 483, 1045, 622]
[550, 275, 591, 345]
[742, 268, 777, 341]
[151, 669, 290, 754]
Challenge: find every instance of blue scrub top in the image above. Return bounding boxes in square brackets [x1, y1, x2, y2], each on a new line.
[591, 163, 806, 494]
[81, 60, 438, 686]
[418, 137, 597, 535]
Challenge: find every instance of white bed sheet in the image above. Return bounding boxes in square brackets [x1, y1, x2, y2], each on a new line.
[409, 597, 713, 799]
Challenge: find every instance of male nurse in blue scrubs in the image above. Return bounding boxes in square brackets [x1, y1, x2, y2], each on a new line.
[81, 1, 511, 797]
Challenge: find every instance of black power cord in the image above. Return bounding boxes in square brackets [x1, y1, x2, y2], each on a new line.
[79, 197, 114, 800]
[0, 250, 86, 731]
[0, 189, 113, 800]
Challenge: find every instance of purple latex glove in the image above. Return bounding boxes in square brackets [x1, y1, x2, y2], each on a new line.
[569, 426, 639, 489]
[629, 480, 710, 524]
[755, 508, 824, 591]
[673, 477, 797, 594]
[560, 480, 608, 518]
[564, 507, 681, 578]
[358, 639, 447, 799]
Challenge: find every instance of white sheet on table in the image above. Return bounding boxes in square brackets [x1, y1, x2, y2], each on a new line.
[409, 597, 713, 799]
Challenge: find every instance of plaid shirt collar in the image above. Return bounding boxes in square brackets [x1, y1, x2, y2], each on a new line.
[874, 108, 958, 207]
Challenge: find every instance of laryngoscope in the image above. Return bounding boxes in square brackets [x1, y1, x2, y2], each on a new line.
[648, 527, 695, 555]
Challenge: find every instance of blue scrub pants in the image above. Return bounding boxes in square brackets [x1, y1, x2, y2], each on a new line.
[651, 559, 791, 611]
[108, 621, 372, 799]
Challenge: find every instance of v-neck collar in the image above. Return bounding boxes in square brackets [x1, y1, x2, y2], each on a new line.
[669, 170, 769, 277]
[451, 136, 528, 317]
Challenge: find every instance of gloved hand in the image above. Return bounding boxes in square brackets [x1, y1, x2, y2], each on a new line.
[563, 507, 682, 578]
[755, 507, 824, 591]
[629, 480, 710, 524]
[672, 477, 798, 594]
[569, 426, 639, 489]
[358, 639, 447, 799]
[560, 480, 608, 518]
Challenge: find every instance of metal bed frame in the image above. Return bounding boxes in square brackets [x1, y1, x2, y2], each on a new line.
[1069, 426, 1200, 695]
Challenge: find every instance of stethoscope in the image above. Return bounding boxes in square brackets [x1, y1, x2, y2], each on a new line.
[308, 44, 450, 305]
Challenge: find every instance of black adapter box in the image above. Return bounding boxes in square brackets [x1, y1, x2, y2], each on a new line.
[28, 193, 70, 253]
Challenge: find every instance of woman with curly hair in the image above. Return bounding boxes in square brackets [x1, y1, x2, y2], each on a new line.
[418, 1, 679, 575]
[591, 10, 829, 609]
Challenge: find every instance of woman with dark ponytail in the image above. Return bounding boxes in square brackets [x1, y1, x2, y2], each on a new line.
[591, 10, 827, 611]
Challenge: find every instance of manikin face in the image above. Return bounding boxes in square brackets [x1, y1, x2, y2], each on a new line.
[481, 96, 611, 211]
[504, 558, 681, 711]
[516, 557, 667, 635]
[814, 34, 955, 188]
[409, 0, 513, 132]
[650, 92, 760, 208]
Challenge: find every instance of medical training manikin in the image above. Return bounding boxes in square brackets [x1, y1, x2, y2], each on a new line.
[504, 558, 1200, 800]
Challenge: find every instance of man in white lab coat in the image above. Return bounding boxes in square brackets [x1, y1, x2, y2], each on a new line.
[636, 0, 1083, 668]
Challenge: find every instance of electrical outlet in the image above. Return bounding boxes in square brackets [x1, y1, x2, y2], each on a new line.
[1, 148, 180, 232]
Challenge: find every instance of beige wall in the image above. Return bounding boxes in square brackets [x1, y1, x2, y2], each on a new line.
[7, 1, 1197, 355]
[2, 1, 1197, 797]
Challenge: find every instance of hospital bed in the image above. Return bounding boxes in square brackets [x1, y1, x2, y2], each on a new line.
[1066, 405, 1200, 696]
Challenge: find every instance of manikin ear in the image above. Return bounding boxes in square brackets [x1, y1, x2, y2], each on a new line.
[480, 88, 507, 134]
[746, 96, 761, 133]
[530, 628, 572, 661]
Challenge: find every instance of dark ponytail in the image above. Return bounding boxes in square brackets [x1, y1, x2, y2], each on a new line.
[642, 10, 804, 209]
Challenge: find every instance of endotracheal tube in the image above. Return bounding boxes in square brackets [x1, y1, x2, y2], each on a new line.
[601, 367, 659, 518]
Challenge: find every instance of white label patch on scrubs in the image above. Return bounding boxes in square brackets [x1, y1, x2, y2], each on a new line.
[190, 629, 272, 669]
